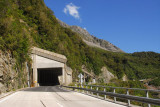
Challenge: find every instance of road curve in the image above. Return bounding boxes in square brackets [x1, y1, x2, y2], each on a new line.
[0, 86, 125, 107]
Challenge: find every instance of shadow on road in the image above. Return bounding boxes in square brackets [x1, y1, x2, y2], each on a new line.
[23, 86, 68, 92]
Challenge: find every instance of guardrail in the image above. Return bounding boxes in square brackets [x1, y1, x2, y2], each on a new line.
[61, 84, 160, 107]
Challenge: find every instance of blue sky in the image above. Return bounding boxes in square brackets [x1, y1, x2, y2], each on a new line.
[44, 0, 160, 53]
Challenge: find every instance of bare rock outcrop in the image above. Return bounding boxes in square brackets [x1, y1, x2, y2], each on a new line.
[99, 66, 117, 83]
[122, 74, 128, 81]
[0, 51, 16, 93]
[65, 66, 73, 85]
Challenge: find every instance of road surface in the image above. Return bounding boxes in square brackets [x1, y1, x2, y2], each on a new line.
[0, 86, 125, 107]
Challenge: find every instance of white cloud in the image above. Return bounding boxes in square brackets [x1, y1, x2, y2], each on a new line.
[63, 3, 81, 20]
[63, 8, 67, 14]
[84, 27, 87, 30]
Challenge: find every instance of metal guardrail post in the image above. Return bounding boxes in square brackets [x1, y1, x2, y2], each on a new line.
[113, 88, 116, 102]
[82, 84, 84, 93]
[104, 87, 106, 100]
[79, 84, 80, 92]
[97, 87, 99, 96]
[86, 86, 88, 94]
[126, 89, 130, 106]
[74, 84, 77, 91]
[91, 86, 93, 95]
[146, 90, 151, 107]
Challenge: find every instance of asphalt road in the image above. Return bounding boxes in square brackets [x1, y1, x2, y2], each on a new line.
[0, 86, 125, 107]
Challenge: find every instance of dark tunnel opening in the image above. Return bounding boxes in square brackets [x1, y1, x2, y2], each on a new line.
[38, 68, 62, 86]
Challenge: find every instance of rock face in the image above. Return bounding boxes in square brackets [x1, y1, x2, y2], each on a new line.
[57, 19, 124, 53]
[0, 50, 29, 94]
[65, 66, 73, 85]
[0, 51, 16, 93]
[99, 67, 116, 83]
[122, 74, 128, 81]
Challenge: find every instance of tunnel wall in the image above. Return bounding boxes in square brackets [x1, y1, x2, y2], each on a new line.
[31, 54, 72, 86]
[32, 54, 65, 86]
[34, 55, 64, 68]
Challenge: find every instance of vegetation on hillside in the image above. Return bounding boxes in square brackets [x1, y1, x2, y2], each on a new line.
[0, 0, 160, 87]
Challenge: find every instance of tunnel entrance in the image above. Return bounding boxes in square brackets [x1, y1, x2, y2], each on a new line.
[37, 68, 62, 86]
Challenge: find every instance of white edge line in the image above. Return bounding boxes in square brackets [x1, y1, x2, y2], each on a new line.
[0, 92, 19, 103]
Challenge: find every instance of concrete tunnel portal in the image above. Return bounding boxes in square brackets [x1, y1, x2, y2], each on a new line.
[31, 47, 72, 87]
[38, 68, 62, 86]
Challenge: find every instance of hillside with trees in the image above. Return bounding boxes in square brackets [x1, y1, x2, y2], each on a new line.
[0, 0, 160, 91]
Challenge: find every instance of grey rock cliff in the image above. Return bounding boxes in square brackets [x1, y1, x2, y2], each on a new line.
[57, 19, 124, 53]
[0, 51, 16, 93]
[0, 50, 29, 94]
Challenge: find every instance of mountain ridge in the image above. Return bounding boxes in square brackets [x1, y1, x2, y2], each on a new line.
[57, 19, 124, 53]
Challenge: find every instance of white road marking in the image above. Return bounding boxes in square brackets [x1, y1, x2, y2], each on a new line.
[56, 102, 63, 107]
[0, 92, 18, 103]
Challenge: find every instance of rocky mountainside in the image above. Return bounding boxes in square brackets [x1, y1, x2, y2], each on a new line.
[57, 19, 124, 53]
[0, 50, 29, 93]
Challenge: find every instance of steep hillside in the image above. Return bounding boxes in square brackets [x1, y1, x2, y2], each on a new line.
[0, 0, 160, 92]
[57, 19, 124, 53]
